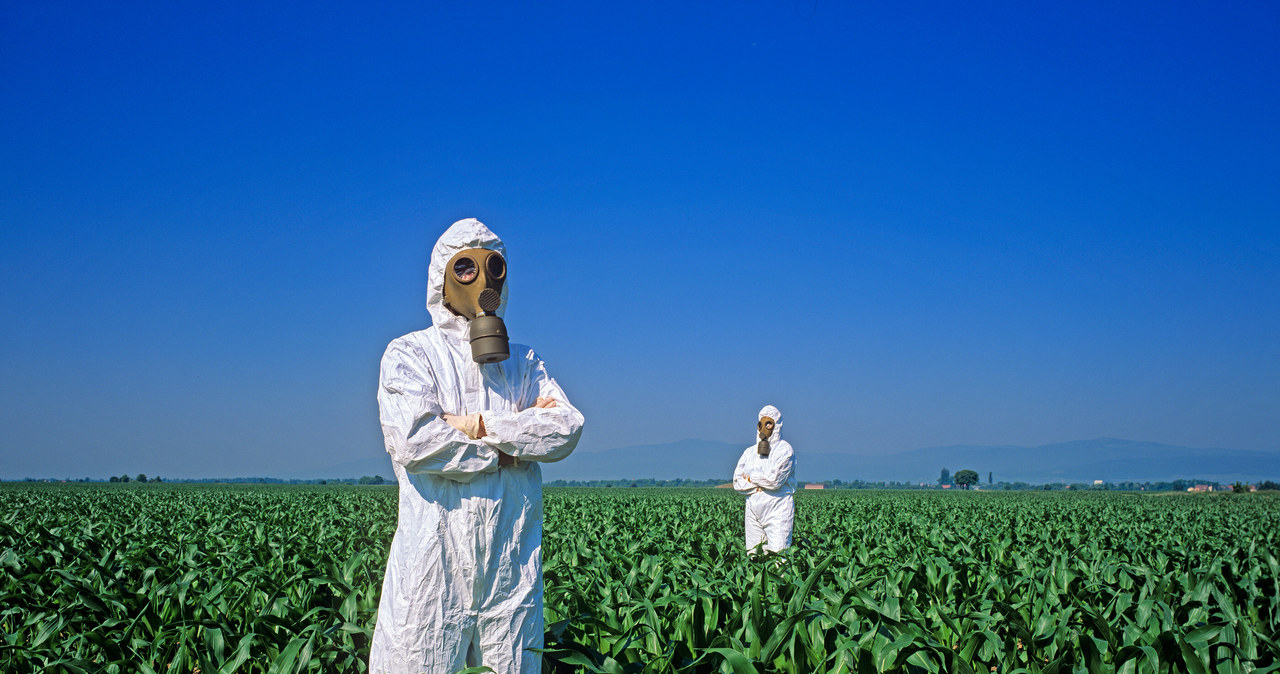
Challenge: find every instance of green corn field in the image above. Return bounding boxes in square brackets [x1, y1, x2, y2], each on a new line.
[1, 484, 1277, 673]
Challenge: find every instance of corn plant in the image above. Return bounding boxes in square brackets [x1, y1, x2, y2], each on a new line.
[2, 483, 1278, 673]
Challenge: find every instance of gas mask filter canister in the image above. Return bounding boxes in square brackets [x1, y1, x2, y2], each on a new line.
[443, 248, 510, 364]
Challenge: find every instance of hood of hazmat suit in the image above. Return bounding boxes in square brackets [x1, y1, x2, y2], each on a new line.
[370, 218, 585, 673]
[732, 405, 795, 554]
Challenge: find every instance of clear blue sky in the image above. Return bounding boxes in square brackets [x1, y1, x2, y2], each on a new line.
[2, 1, 1277, 479]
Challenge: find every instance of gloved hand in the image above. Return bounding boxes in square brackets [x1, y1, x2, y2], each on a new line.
[442, 413, 486, 439]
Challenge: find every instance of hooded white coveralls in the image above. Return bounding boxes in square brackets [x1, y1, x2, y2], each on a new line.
[369, 219, 585, 673]
[732, 405, 795, 554]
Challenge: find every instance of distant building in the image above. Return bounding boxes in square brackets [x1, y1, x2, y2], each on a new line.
[1188, 484, 1213, 492]
[1093, 480, 1104, 486]
[803, 483, 825, 490]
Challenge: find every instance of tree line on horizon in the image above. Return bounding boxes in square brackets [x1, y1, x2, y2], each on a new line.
[3, 475, 389, 485]
[543, 475, 1280, 491]
[6, 474, 1278, 491]
[108, 474, 162, 483]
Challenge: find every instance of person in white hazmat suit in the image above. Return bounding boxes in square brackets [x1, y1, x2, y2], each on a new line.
[369, 218, 585, 673]
[733, 405, 795, 555]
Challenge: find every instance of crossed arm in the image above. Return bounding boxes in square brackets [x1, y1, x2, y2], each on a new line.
[440, 397, 558, 465]
[733, 445, 794, 494]
[378, 343, 584, 481]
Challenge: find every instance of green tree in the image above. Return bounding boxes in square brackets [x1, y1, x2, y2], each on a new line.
[137, 474, 147, 483]
[109, 476, 120, 483]
[938, 468, 951, 486]
[954, 470, 979, 490]
[120, 475, 131, 483]
[1232, 482, 1249, 494]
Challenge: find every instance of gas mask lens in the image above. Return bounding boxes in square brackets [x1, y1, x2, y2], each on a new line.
[453, 257, 479, 283]
[485, 253, 505, 280]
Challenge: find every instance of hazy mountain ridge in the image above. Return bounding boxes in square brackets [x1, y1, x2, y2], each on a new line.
[874, 438, 1278, 484]
[544, 437, 1278, 484]
[290, 437, 1278, 484]
[540, 439, 745, 482]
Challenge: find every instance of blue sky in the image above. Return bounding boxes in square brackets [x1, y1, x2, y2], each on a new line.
[2, 1, 1277, 479]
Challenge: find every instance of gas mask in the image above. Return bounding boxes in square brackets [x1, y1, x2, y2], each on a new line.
[757, 417, 775, 456]
[443, 248, 510, 363]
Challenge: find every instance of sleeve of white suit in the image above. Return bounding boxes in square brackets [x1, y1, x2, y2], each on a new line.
[481, 353, 584, 463]
[749, 443, 793, 491]
[378, 340, 498, 480]
[733, 451, 755, 493]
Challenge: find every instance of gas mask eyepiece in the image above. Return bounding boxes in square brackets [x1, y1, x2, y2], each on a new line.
[757, 417, 775, 456]
[443, 248, 510, 364]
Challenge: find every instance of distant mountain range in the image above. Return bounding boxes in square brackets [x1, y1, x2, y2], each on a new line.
[848, 438, 1280, 485]
[541, 437, 1279, 485]
[300, 438, 1279, 485]
[540, 439, 745, 482]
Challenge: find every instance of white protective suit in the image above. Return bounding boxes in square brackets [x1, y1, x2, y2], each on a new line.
[370, 219, 585, 673]
[732, 405, 795, 554]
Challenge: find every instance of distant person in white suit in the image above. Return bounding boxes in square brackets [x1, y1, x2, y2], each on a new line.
[732, 405, 795, 555]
